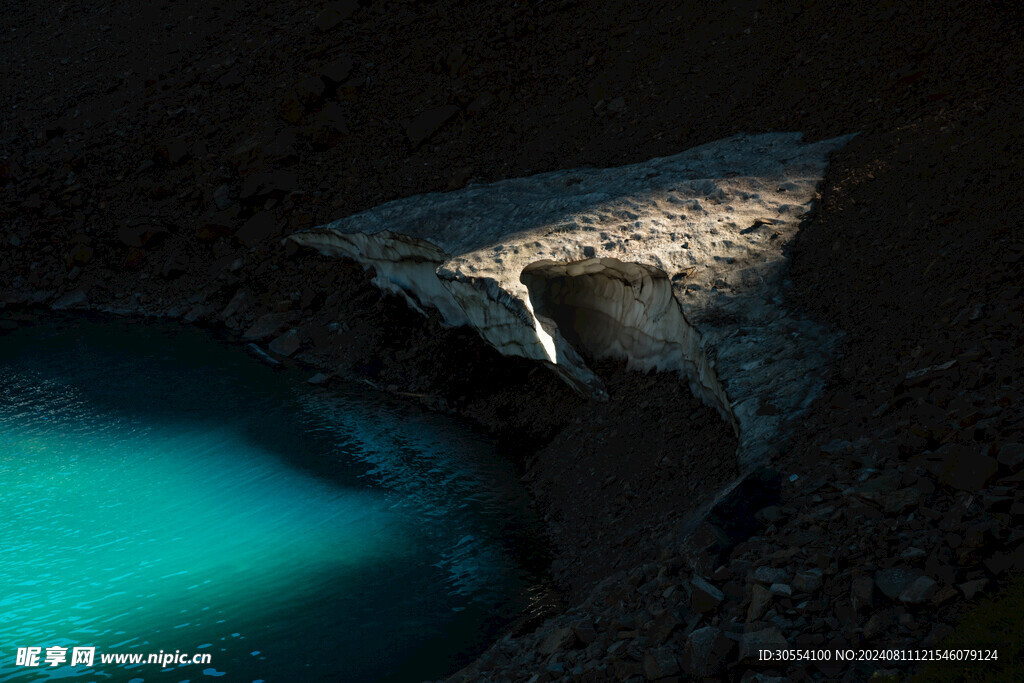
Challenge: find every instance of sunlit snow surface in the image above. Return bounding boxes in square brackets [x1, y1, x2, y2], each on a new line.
[0, 316, 541, 681]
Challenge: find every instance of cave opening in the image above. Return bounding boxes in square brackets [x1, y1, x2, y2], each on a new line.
[520, 257, 736, 429]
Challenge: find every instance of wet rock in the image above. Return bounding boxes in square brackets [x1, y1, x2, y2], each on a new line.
[874, 567, 918, 600]
[406, 105, 460, 148]
[689, 577, 724, 614]
[246, 343, 280, 366]
[317, 0, 358, 31]
[268, 329, 301, 357]
[51, 290, 88, 310]
[898, 576, 938, 605]
[643, 646, 680, 679]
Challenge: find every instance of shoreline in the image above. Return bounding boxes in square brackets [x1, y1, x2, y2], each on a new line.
[3, 0, 1023, 678]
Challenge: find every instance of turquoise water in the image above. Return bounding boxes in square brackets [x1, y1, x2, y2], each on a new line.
[0, 315, 544, 682]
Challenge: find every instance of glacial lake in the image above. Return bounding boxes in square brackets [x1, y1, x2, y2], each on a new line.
[0, 314, 544, 681]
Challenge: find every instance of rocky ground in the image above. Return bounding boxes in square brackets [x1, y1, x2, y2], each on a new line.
[2, 1, 1023, 681]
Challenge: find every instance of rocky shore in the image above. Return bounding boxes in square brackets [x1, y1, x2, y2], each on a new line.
[3, 1, 1023, 680]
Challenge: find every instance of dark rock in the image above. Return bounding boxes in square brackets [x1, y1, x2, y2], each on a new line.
[930, 443, 998, 492]
[268, 329, 301, 357]
[752, 566, 789, 585]
[309, 102, 350, 148]
[236, 211, 280, 247]
[0, 158, 22, 184]
[221, 289, 252, 319]
[851, 574, 874, 611]
[240, 170, 299, 201]
[898, 576, 938, 604]
[647, 611, 681, 644]
[51, 290, 88, 310]
[296, 75, 326, 107]
[243, 312, 290, 341]
[66, 243, 93, 267]
[117, 223, 170, 249]
[882, 488, 923, 514]
[279, 92, 305, 124]
[320, 56, 354, 84]
[317, 0, 358, 31]
[706, 467, 783, 549]
[406, 105, 460, 148]
[538, 626, 576, 655]
[862, 610, 892, 640]
[793, 569, 823, 593]
[874, 567, 918, 600]
[643, 646, 680, 679]
[197, 212, 236, 242]
[467, 91, 496, 116]
[612, 658, 642, 680]
[213, 184, 232, 210]
[229, 130, 297, 174]
[571, 621, 598, 645]
[156, 136, 189, 165]
[689, 577, 724, 613]
[754, 505, 783, 524]
[245, 343, 280, 366]
[738, 627, 788, 662]
[998, 443, 1024, 471]
[747, 584, 772, 622]
[161, 253, 189, 279]
[959, 578, 988, 600]
[124, 247, 146, 269]
[682, 626, 731, 676]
